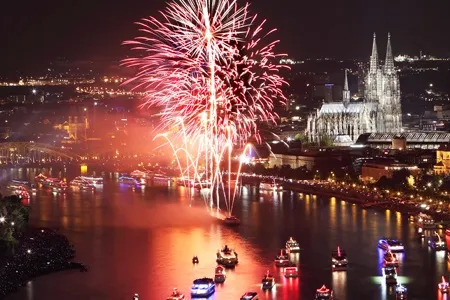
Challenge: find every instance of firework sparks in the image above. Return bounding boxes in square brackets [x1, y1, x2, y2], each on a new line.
[123, 0, 287, 216]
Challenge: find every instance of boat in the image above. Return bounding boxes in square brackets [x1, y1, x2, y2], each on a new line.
[214, 266, 226, 283]
[118, 176, 140, 185]
[274, 249, 290, 267]
[34, 173, 47, 183]
[166, 288, 185, 300]
[446, 228, 450, 236]
[439, 276, 450, 293]
[384, 251, 399, 267]
[223, 216, 240, 226]
[190, 278, 215, 298]
[384, 266, 398, 285]
[261, 271, 275, 290]
[70, 177, 95, 190]
[331, 246, 348, 271]
[133, 294, 139, 300]
[192, 256, 199, 264]
[284, 266, 298, 278]
[240, 291, 259, 300]
[216, 245, 238, 267]
[286, 237, 300, 253]
[259, 180, 282, 191]
[378, 239, 404, 252]
[42, 178, 67, 191]
[428, 232, 447, 251]
[80, 176, 104, 187]
[395, 285, 407, 299]
[417, 227, 425, 238]
[315, 285, 333, 299]
[415, 213, 436, 229]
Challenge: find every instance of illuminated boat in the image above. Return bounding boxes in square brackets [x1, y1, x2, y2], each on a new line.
[192, 256, 199, 264]
[286, 237, 300, 253]
[417, 227, 425, 238]
[118, 176, 140, 185]
[446, 229, 450, 236]
[384, 266, 398, 285]
[415, 213, 436, 229]
[240, 292, 259, 300]
[214, 266, 226, 283]
[70, 177, 95, 190]
[42, 178, 67, 191]
[190, 278, 215, 298]
[378, 239, 404, 252]
[259, 181, 283, 191]
[274, 249, 290, 267]
[331, 246, 348, 271]
[315, 285, 333, 299]
[439, 276, 450, 293]
[428, 232, 447, 251]
[80, 176, 104, 186]
[166, 288, 185, 300]
[284, 266, 298, 278]
[395, 285, 407, 299]
[384, 251, 399, 267]
[216, 245, 238, 267]
[261, 271, 275, 290]
[223, 216, 240, 226]
[34, 173, 47, 183]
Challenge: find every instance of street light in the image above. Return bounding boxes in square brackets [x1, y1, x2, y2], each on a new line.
[0, 216, 4, 223]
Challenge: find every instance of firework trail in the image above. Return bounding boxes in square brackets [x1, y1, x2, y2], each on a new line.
[123, 0, 287, 216]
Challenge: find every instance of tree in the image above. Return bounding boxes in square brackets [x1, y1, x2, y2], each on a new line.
[319, 136, 333, 147]
[0, 195, 30, 252]
[391, 169, 411, 189]
[294, 133, 308, 143]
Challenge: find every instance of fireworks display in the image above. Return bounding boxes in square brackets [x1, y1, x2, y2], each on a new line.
[123, 0, 287, 216]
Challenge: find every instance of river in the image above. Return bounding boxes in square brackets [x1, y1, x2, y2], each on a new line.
[2, 167, 449, 300]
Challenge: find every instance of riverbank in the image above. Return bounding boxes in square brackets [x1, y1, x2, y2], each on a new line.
[0, 228, 86, 299]
[281, 180, 450, 222]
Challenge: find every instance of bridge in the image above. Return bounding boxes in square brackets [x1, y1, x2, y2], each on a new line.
[0, 142, 81, 164]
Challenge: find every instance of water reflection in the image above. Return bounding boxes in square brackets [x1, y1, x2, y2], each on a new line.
[0, 167, 447, 299]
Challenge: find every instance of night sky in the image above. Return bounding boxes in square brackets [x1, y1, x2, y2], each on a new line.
[0, 0, 449, 71]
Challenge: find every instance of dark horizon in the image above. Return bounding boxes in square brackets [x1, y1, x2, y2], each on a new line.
[0, 0, 449, 73]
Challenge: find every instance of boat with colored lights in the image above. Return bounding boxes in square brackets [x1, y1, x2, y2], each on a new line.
[80, 176, 103, 187]
[439, 276, 450, 293]
[190, 278, 215, 298]
[240, 292, 258, 300]
[216, 245, 238, 267]
[378, 238, 404, 252]
[395, 285, 407, 299]
[70, 177, 95, 190]
[34, 173, 47, 183]
[274, 249, 290, 267]
[286, 237, 300, 253]
[384, 266, 397, 285]
[428, 232, 447, 251]
[284, 266, 298, 278]
[214, 266, 226, 283]
[259, 181, 282, 191]
[223, 216, 240, 226]
[261, 271, 275, 290]
[414, 213, 436, 229]
[42, 178, 67, 191]
[166, 288, 185, 300]
[384, 251, 399, 267]
[315, 285, 333, 299]
[118, 176, 140, 185]
[331, 246, 347, 271]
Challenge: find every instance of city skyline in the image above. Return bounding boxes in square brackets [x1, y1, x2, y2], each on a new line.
[0, 0, 449, 73]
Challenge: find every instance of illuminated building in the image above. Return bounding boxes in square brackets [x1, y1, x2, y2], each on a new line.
[307, 33, 402, 143]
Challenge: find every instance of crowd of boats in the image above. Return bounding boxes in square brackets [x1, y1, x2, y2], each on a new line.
[161, 222, 450, 300]
[161, 238, 339, 300]
[4, 169, 177, 199]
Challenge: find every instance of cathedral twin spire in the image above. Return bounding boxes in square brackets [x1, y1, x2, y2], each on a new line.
[370, 32, 395, 74]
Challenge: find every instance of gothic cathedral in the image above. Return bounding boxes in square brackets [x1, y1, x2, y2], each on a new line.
[307, 33, 402, 144]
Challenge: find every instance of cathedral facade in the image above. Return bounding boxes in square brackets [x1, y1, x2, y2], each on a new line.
[307, 33, 402, 144]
